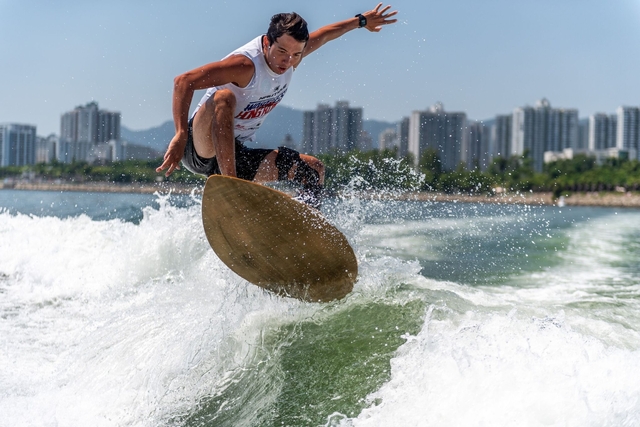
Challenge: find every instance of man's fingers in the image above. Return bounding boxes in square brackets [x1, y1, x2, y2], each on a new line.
[165, 162, 181, 177]
[156, 157, 180, 177]
[156, 158, 170, 173]
[379, 5, 391, 14]
[385, 10, 398, 18]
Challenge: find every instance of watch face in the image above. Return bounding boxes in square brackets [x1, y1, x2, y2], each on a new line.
[359, 15, 366, 27]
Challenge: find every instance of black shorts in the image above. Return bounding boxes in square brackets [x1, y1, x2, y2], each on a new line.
[181, 119, 274, 181]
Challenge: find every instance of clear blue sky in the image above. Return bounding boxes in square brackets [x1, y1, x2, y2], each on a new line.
[2, 0, 640, 136]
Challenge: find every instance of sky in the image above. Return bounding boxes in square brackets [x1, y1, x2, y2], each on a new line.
[1, 0, 640, 136]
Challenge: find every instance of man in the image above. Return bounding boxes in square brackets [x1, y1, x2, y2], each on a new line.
[156, 3, 398, 207]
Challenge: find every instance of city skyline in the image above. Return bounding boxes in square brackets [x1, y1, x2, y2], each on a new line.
[2, 95, 638, 136]
[1, 1, 639, 136]
[2, 95, 640, 169]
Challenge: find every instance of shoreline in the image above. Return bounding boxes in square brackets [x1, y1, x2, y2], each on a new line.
[0, 180, 201, 195]
[394, 191, 640, 208]
[2, 180, 640, 208]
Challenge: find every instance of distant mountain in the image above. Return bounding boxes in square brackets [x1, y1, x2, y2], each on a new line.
[363, 119, 398, 149]
[121, 105, 399, 152]
[120, 121, 175, 152]
[254, 105, 303, 147]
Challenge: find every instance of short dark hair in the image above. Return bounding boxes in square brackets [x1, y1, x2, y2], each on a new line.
[266, 13, 309, 45]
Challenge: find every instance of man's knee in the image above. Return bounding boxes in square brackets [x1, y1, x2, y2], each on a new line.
[302, 155, 324, 177]
[211, 89, 236, 112]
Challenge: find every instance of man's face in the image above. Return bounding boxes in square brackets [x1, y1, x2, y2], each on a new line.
[264, 34, 306, 74]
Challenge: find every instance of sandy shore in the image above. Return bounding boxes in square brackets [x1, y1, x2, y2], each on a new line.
[2, 180, 640, 208]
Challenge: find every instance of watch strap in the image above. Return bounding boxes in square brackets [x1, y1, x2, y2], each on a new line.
[355, 13, 367, 28]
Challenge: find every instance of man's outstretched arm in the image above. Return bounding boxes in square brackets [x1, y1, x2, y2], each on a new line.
[302, 3, 398, 59]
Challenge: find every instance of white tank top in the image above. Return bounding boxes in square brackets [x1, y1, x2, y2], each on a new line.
[193, 35, 294, 143]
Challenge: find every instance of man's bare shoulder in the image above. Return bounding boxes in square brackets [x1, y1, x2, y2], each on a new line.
[217, 54, 254, 72]
[216, 54, 255, 87]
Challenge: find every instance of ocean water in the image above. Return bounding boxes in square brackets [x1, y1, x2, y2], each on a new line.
[1, 188, 640, 426]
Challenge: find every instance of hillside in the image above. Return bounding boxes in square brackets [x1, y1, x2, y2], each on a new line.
[120, 121, 174, 151]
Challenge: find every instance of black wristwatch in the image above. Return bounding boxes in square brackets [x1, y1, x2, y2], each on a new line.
[355, 13, 367, 28]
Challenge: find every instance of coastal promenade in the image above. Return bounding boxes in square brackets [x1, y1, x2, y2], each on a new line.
[2, 180, 640, 208]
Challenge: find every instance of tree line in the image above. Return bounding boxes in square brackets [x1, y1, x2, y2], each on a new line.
[2, 149, 640, 197]
[320, 148, 640, 198]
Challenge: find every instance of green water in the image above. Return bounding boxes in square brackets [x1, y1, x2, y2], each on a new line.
[184, 299, 425, 427]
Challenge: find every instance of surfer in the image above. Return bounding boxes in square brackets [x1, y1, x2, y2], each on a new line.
[156, 3, 398, 207]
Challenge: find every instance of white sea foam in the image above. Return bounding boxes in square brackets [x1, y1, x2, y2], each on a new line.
[0, 194, 420, 427]
[348, 300, 640, 426]
[345, 211, 640, 426]
[2, 199, 640, 426]
[0, 201, 322, 426]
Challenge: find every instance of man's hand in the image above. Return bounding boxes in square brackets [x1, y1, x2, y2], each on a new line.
[363, 3, 398, 32]
[156, 131, 188, 177]
[303, 3, 399, 58]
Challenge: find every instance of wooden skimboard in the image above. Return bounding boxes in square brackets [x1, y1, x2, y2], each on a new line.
[202, 175, 357, 302]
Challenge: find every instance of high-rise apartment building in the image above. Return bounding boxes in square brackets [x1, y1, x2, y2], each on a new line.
[578, 118, 590, 151]
[331, 101, 353, 152]
[512, 99, 578, 171]
[302, 104, 333, 154]
[59, 102, 121, 163]
[301, 101, 363, 154]
[491, 114, 512, 159]
[36, 134, 58, 164]
[512, 106, 541, 171]
[315, 104, 334, 153]
[343, 105, 362, 152]
[589, 113, 617, 151]
[616, 106, 640, 159]
[408, 103, 467, 171]
[466, 121, 492, 170]
[397, 117, 410, 159]
[0, 123, 37, 167]
[558, 108, 579, 152]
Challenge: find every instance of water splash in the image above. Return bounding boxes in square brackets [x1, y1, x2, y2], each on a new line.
[2, 192, 640, 426]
